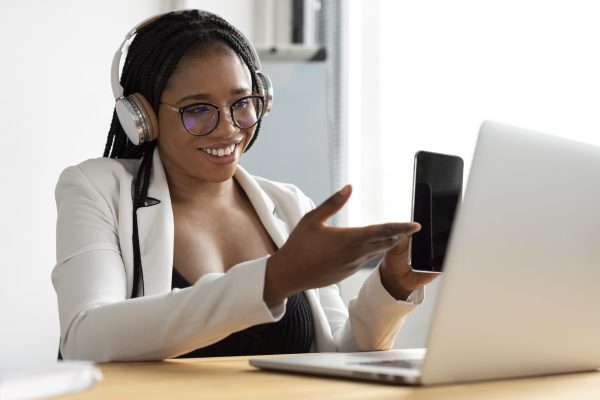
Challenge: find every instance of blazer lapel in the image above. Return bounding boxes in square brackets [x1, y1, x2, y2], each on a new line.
[234, 166, 290, 249]
[134, 160, 288, 296]
[135, 150, 174, 295]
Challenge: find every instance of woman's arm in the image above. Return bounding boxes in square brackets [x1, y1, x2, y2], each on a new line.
[316, 265, 424, 352]
[262, 186, 419, 306]
[54, 166, 284, 362]
[54, 251, 282, 361]
[264, 187, 425, 352]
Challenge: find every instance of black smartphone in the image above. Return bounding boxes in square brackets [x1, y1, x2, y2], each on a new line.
[410, 151, 464, 272]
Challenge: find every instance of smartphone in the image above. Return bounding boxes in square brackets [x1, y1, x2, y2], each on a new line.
[409, 151, 464, 272]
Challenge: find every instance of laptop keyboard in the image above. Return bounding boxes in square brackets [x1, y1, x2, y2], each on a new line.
[357, 358, 423, 370]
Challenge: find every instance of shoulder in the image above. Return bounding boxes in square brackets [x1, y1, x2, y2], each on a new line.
[58, 157, 138, 185]
[252, 174, 316, 214]
[56, 157, 139, 203]
[63, 157, 139, 181]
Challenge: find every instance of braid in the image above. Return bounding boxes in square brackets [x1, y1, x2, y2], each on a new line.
[130, 141, 156, 298]
[101, 9, 265, 297]
[136, 143, 156, 207]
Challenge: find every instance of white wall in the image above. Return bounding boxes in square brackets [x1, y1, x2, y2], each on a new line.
[241, 62, 331, 204]
[343, 0, 600, 350]
[0, 0, 169, 362]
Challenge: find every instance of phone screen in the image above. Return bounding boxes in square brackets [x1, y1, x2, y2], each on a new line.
[410, 151, 464, 272]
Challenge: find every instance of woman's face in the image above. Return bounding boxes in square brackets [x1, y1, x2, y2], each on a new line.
[157, 49, 256, 184]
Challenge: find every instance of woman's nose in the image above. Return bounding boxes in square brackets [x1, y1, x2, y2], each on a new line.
[213, 110, 239, 135]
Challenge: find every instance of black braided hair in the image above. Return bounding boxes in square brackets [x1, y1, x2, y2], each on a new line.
[103, 10, 263, 298]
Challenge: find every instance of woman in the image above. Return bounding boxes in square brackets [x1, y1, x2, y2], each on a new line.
[53, 10, 438, 362]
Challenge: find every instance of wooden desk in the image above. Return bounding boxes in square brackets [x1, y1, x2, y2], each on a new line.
[62, 356, 600, 400]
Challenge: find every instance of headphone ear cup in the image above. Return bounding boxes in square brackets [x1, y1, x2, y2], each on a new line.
[115, 93, 159, 145]
[130, 93, 159, 141]
[257, 72, 273, 117]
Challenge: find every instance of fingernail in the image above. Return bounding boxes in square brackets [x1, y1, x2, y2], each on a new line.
[338, 185, 350, 196]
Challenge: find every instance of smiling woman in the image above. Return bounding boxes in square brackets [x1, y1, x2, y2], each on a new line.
[52, 9, 437, 362]
[158, 49, 257, 182]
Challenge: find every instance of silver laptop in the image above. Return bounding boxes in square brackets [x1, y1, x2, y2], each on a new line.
[250, 121, 600, 385]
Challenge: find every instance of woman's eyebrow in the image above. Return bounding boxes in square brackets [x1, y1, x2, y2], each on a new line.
[230, 87, 252, 95]
[177, 93, 211, 103]
[177, 87, 252, 104]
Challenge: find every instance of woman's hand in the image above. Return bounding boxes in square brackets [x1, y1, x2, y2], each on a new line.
[379, 226, 441, 301]
[264, 185, 418, 307]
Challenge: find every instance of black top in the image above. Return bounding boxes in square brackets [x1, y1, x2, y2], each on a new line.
[172, 267, 315, 358]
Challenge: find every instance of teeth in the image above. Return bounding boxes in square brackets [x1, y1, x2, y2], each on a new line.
[202, 144, 236, 157]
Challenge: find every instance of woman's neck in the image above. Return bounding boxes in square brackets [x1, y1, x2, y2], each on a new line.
[162, 163, 238, 208]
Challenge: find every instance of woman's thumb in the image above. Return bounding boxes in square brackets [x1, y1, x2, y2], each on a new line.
[306, 185, 352, 223]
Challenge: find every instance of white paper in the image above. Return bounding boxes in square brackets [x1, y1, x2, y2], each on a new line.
[0, 361, 102, 400]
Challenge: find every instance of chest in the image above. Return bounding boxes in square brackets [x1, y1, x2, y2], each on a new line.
[172, 203, 278, 283]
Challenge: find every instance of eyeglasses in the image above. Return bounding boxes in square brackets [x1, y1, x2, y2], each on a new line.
[160, 95, 265, 136]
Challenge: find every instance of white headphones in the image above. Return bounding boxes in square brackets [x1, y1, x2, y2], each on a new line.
[111, 10, 273, 145]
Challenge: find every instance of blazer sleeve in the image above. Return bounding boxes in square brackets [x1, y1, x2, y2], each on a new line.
[53, 166, 285, 362]
[317, 267, 423, 352]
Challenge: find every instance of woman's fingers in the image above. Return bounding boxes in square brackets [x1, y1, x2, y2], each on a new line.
[344, 222, 420, 245]
[337, 222, 420, 260]
[358, 237, 403, 259]
[305, 185, 352, 224]
[275, 198, 424, 297]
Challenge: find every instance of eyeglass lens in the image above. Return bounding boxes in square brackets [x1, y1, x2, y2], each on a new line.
[182, 96, 264, 136]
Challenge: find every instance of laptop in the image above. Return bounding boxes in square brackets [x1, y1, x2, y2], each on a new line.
[250, 121, 600, 385]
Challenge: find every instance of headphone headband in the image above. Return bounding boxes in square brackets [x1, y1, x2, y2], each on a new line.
[111, 10, 264, 100]
[111, 14, 165, 99]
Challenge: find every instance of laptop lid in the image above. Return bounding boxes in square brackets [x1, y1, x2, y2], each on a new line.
[250, 121, 600, 386]
[420, 121, 600, 384]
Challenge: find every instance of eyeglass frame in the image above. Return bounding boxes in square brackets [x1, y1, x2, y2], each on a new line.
[160, 94, 266, 136]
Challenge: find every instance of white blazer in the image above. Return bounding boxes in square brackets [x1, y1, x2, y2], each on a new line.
[52, 150, 422, 362]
